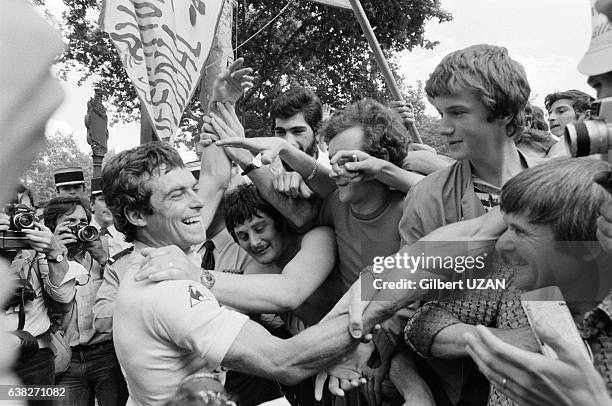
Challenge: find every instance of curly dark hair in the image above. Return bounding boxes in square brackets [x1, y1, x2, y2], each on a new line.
[544, 89, 594, 115]
[101, 142, 184, 242]
[43, 196, 92, 232]
[269, 87, 323, 135]
[223, 184, 288, 243]
[320, 99, 409, 167]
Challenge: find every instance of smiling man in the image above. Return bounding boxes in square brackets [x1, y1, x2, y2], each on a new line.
[404, 157, 612, 406]
[270, 87, 323, 160]
[101, 142, 379, 406]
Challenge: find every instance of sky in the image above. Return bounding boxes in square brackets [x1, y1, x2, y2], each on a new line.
[45, 0, 595, 156]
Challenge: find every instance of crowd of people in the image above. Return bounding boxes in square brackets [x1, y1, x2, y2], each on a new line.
[2, 1, 612, 406]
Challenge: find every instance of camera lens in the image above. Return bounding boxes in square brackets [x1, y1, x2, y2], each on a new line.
[565, 120, 612, 157]
[13, 212, 35, 230]
[77, 225, 99, 242]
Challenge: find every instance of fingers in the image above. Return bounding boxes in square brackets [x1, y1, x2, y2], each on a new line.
[328, 376, 344, 397]
[348, 282, 365, 339]
[533, 318, 585, 365]
[298, 182, 313, 199]
[330, 150, 368, 165]
[314, 372, 327, 401]
[216, 137, 252, 149]
[463, 332, 506, 386]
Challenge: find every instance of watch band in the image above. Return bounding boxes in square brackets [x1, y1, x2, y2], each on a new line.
[240, 163, 258, 176]
[241, 153, 263, 176]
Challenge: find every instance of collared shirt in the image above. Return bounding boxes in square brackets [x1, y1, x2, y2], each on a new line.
[197, 229, 267, 275]
[1, 250, 75, 336]
[399, 150, 540, 245]
[112, 240, 248, 406]
[60, 252, 110, 346]
[91, 218, 132, 258]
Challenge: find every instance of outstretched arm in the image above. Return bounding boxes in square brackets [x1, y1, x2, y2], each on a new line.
[134, 228, 337, 314]
[204, 103, 323, 228]
[211, 227, 336, 313]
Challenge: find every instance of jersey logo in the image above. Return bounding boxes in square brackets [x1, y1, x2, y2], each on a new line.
[189, 284, 209, 308]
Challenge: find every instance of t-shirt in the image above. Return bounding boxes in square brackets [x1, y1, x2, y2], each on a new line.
[113, 251, 248, 406]
[319, 189, 405, 292]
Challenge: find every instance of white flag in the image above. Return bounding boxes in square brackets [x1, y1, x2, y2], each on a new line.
[101, 0, 224, 141]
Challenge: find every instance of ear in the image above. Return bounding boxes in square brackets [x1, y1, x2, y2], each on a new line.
[583, 109, 592, 120]
[124, 207, 147, 228]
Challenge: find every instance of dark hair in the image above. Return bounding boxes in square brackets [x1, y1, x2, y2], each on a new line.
[223, 184, 288, 242]
[425, 44, 531, 138]
[544, 89, 594, 115]
[269, 88, 323, 135]
[101, 142, 184, 242]
[501, 157, 611, 241]
[43, 196, 92, 232]
[320, 99, 409, 167]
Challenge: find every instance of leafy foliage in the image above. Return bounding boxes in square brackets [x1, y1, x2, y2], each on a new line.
[54, 0, 451, 149]
[20, 131, 94, 205]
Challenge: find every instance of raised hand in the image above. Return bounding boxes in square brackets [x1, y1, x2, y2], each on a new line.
[389, 100, 415, 126]
[209, 58, 254, 107]
[464, 322, 611, 406]
[330, 150, 387, 184]
[21, 221, 65, 258]
[216, 136, 289, 165]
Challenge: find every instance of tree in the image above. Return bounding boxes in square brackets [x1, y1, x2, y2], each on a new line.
[20, 131, 94, 205]
[54, 0, 451, 147]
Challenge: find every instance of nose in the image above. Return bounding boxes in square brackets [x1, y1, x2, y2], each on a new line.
[439, 118, 453, 137]
[495, 230, 514, 254]
[283, 133, 301, 151]
[249, 232, 264, 249]
[187, 189, 204, 210]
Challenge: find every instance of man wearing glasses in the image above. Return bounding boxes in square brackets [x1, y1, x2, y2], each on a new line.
[43, 196, 127, 406]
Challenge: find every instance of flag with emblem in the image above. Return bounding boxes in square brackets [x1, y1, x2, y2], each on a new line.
[100, 0, 224, 142]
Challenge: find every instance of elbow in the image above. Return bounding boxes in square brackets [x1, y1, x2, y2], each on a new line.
[275, 288, 304, 312]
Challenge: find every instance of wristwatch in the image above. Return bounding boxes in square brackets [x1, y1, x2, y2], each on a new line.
[47, 253, 64, 263]
[200, 269, 216, 290]
[241, 153, 263, 176]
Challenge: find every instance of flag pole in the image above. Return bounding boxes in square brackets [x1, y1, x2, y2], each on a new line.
[347, 0, 423, 144]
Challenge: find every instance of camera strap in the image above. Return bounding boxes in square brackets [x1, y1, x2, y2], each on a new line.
[17, 256, 36, 330]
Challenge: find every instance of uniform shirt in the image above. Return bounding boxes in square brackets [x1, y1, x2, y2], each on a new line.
[91, 218, 132, 258]
[60, 252, 109, 346]
[113, 243, 248, 406]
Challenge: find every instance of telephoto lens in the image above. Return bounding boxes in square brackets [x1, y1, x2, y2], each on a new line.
[69, 225, 100, 242]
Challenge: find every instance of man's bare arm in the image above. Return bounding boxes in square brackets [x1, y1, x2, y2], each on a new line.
[222, 313, 371, 385]
[211, 226, 336, 312]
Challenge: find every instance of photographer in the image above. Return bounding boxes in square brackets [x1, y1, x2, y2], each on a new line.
[0, 204, 74, 394]
[42, 196, 127, 406]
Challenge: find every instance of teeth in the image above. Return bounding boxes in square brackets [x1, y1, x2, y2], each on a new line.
[183, 216, 200, 225]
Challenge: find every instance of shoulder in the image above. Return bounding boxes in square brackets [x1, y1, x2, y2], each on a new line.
[302, 226, 335, 245]
[405, 161, 463, 203]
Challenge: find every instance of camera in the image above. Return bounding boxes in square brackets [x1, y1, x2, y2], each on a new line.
[68, 224, 99, 242]
[5, 204, 37, 231]
[565, 97, 612, 163]
[0, 204, 38, 250]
